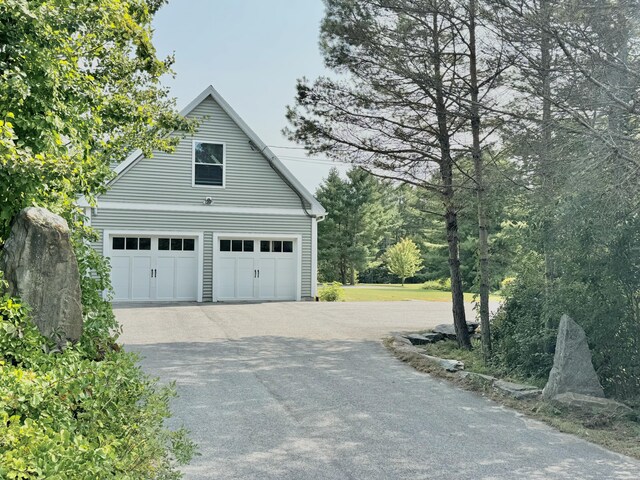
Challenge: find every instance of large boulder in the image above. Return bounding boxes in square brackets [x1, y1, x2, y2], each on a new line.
[0, 207, 83, 345]
[542, 314, 604, 399]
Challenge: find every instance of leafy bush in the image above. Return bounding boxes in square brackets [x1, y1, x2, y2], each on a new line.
[492, 249, 640, 399]
[491, 260, 555, 381]
[0, 291, 196, 479]
[421, 278, 451, 291]
[318, 282, 345, 302]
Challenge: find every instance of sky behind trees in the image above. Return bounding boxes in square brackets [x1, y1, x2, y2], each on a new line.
[152, 0, 346, 191]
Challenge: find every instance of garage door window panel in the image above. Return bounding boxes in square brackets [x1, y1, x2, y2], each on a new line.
[184, 238, 195, 251]
[113, 237, 125, 250]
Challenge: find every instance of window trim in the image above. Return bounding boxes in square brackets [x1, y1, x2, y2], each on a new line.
[192, 140, 226, 188]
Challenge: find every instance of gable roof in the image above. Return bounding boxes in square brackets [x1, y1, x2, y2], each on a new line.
[86, 85, 325, 216]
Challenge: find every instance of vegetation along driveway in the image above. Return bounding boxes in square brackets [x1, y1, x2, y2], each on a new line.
[117, 302, 640, 480]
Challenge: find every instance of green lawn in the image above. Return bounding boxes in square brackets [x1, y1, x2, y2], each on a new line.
[341, 283, 489, 302]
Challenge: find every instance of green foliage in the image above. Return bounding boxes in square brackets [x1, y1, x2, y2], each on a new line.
[0, 0, 195, 242]
[500, 277, 516, 292]
[491, 258, 555, 380]
[318, 282, 345, 302]
[383, 238, 423, 286]
[0, 293, 196, 479]
[315, 168, 392, 284]
[421, 278, 451, 292]
[0, 1, 198, 475]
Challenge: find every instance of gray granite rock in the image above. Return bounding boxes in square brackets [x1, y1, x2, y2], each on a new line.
[405, 334, 430, 345]
[0, 207, 83, 346]
[420, 354, 464, 372]
[551, 392, 632, 414]
[404, 332, 444, 345]
[393, 335, 413, 346]
[542, 315, 604, 399]
[433, 322, 479, 340]
[494, 379, 542, 400]
[422, 332, 445, 343]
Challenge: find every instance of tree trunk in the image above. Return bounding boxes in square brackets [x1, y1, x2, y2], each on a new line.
[432, 11, 472, 350]
[469, 0, 491, 360]
[444, 200, 471, 350]
[539, 0, 555, 308]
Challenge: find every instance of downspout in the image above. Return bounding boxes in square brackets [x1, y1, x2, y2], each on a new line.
[249, 140, 315, 218]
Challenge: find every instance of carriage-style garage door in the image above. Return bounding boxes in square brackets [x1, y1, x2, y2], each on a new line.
[108, 234, 199, 302]
[214, 236, 300, 301]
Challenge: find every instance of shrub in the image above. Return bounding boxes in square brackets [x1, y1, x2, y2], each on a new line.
[492, 250, 640, 399]
[421, 278, 451, 291]
[318, 282, 345, 302]
[491, 266, 555, 381]
[0, 292, 196, 479]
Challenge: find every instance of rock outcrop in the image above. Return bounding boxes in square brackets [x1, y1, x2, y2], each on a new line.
[0, 207, 83, 345]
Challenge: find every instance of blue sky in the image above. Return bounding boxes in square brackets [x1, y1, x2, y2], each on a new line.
[152, 0, 347, 192]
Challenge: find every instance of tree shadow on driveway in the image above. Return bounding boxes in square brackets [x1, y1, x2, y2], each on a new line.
[126, 337, 640, 480]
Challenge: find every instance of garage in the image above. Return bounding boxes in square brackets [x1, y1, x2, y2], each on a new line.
[214, 235, 301, 301]
[106, 232, 202, 302]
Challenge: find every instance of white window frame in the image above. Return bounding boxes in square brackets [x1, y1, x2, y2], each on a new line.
[192, 140, 226, 188]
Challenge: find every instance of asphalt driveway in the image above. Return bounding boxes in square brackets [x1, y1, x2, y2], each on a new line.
[117, 301, 640, 479]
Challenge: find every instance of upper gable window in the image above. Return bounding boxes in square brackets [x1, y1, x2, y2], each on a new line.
[193, 141, 224, 187]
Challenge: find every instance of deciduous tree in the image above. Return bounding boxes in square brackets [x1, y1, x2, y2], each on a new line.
[384, 238, 423, 286]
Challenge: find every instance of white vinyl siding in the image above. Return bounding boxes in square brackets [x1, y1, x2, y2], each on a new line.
[91, 209, 313, 302]
[100, 96, 305, 209]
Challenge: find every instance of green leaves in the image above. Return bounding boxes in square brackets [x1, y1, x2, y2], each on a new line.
[0, 0, 195, 241]
[0, 2, 196, 476]
[0, 295, 196, 478]
[383, 238, 423, 286]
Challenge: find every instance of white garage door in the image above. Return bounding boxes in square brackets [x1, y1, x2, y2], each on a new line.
[215, 237, 299, 301]
[108, 235, 199, 302]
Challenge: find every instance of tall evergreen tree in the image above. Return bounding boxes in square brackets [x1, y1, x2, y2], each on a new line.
[315, 168, 390, 284]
